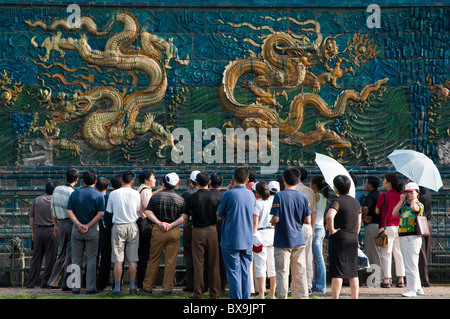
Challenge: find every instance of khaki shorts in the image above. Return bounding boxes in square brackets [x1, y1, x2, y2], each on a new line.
[111, 222, 139, 263]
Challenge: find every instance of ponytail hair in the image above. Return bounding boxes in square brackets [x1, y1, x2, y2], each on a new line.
[255, 180, 270, 201]
[385, 173, 403, 192]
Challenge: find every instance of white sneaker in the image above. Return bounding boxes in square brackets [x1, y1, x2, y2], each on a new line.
[402, 290, 417, 297]
[416, 288, 424, 295]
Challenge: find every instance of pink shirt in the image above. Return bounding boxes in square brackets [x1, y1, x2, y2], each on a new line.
[376, 189, 401, 227]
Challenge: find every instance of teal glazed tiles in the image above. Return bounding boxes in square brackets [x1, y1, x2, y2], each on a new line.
[0, 4, 445, 171]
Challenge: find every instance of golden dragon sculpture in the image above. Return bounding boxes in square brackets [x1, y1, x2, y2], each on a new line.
[219, 19, 386, 157]
[26, 11, 188, 157]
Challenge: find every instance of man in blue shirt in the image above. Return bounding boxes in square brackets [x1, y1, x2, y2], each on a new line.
[218, 167, 256, 299]
[270, 168, 311, 299]
[67, 170, 105, 294]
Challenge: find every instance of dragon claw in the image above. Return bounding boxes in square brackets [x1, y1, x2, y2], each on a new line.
[149, 123, 177, 158]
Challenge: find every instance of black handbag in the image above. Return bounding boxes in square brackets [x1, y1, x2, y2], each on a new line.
[375, 193, 388, 247]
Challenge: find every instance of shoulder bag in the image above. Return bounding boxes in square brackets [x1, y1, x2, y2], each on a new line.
[416, 215, 430, 236]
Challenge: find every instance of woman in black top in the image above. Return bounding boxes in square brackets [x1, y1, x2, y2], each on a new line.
[326, 175, 362, 299]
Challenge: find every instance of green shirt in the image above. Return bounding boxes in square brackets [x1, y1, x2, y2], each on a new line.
[398, 201, 424, 236]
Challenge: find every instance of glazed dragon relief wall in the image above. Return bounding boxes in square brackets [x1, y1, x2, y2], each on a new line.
[0, 7, 449, 169]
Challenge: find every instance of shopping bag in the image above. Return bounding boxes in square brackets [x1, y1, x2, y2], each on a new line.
[358, 248, 370, 270]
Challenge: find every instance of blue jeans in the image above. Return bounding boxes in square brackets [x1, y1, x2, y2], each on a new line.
[312, 226, 326, 293]
[221, 247, 252, 299]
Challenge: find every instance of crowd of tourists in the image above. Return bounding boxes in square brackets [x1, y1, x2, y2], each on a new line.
[25, 166, 432, 299]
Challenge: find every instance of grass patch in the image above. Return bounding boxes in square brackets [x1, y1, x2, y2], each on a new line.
[0, 295, 38, 299]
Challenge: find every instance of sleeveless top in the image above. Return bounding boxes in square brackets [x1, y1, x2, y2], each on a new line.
[315, 193, 327, 227]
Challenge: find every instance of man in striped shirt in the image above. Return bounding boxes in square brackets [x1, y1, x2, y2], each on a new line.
[47, 168, 79, 290]
[142, 173, 185, 294]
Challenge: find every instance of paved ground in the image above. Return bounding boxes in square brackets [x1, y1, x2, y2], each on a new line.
[0, 284, 448, 299]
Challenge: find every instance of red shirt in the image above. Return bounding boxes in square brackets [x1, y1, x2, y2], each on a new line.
[376, 189, 401, 227]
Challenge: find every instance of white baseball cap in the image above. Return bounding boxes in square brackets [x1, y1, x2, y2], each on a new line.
[404, 182, 419, 192]
[190, 170, 200, 182]
[268, 181, 280, 193]
[165, 172, 179, 186]
[251, 181, 258, 191]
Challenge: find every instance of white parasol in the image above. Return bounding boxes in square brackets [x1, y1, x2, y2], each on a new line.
[387, 149, 443, 192]
[314, 153, 355, 198]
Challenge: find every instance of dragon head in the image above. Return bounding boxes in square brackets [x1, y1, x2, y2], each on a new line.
[321, 37, 339, 60]
[274, 38, 319, 69]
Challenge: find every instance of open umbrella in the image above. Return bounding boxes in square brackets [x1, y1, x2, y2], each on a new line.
[314, 153, 355, 198]
[387, 149, 443, 192]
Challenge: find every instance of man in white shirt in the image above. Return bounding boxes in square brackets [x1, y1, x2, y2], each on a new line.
[106, 170, 141, 295]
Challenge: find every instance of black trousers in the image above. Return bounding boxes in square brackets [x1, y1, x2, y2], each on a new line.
[183, 221, 194, 290]
[26, 226, 57, 288]
[419, 219, 432, 287]
[136, 217, 153, 288]
[97, 224, 113, 290]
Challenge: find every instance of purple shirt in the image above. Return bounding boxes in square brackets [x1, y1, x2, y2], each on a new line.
[30, 194, 53, 227]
